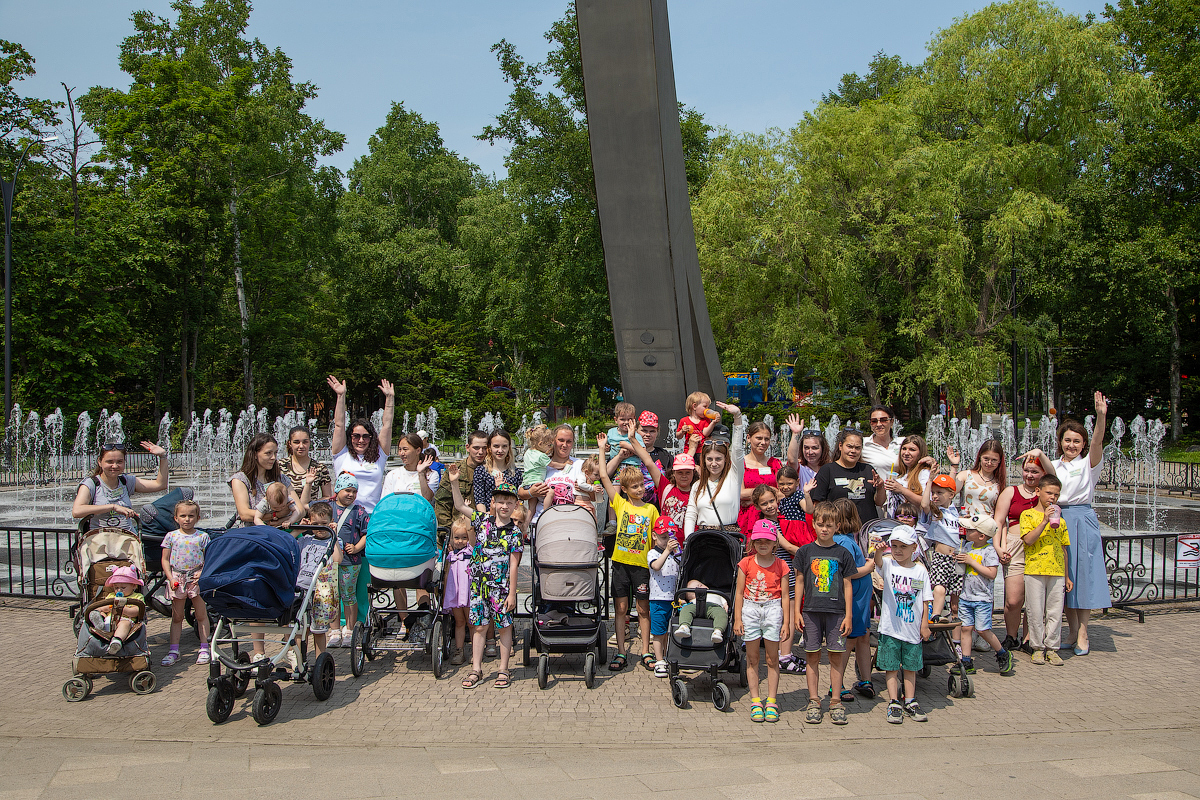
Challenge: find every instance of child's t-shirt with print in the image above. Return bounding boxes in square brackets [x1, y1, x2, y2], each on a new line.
[655, 474, 690, 544]
[646, 546, 680, 601]
[162, 528, 210, 573]
[1020, 509, 1071, 577]
[332, 501, 370, 566]
[793, 542, 855, 614]
[878, 557, 933, 644]
[738, 555, 788, 602]
[606, 426, 645, 467]
[610, 494, 659, 568]
[923, 505, 960, 548]
[296, 533, 335, 590]
[961, 543, 1000, 602]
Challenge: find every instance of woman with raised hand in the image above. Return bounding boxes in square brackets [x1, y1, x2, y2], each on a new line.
[382, 432, 440, 502]
[279, 425, 332, 515]
[1051, 391, 1112, 655]
[683, 402, 745, 539]
[327, 375, 395, 512]
[785, 414, 832, 488]
[73, 440, 170, 531]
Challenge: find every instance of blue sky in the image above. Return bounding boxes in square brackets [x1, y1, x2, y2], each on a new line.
[5, 0, 1106, 179]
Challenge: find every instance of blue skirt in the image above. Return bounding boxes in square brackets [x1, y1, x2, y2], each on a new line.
[1060, 504, 1111, 610]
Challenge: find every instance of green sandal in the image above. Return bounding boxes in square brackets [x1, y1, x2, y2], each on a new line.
[749, 698, 765, 723]
[608, 653, 627, 671]
[640, 653, 655, 671]
[764, 700, 779, 723]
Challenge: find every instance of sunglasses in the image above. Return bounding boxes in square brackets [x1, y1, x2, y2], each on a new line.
[350, 433, 372, 440]
[801, 429, 822, 437]
[100, 442, 126, 452]
[895, 514, 917, 520]
[870, 417, 891, 424]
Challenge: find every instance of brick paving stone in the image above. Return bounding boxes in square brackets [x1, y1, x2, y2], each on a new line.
[2, 603, 1199, 798]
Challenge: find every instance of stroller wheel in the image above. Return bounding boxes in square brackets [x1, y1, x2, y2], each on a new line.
[671, 678, 688, 709]
[712, 682, 732, 712]
[919, 664, 932, 679]
[962, 674, 974, 698]
[948, 674, 962, 697]
[584, 652, 597, 689]
[431, 618, 446, 679]
[206, 681, 234, 724]
[522, 629, 533, 668]
[251, 682, 282, 726]
[72, 612, 84, 638]
[738, 653, 749, 689]
[231, 652, 253, 697]
[537, 654, 549, 690]
[129, 670, 157, 695]
[62, 676, 90, 702]
[350, 623, 367, 677]
[312, 652, 336, 701]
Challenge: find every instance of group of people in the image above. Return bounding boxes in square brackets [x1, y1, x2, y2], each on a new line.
[70, 375, 1115, 723]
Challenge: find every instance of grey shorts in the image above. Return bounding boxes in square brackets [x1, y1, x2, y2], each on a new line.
[802, 610, 846, 653]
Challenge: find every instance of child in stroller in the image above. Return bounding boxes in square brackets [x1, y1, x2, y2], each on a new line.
[89, 566, 145, 654]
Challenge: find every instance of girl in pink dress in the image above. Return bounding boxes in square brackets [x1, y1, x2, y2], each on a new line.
[739, 422, 782, 538]
[443, 519, 473, 665]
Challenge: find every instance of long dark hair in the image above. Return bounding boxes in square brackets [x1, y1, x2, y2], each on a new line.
[240, 433, 283, 486]
[799, 432, 832, 470]
[397, 432, 424, 465]
[348, 418, 381, 463]
[486, 429, 515, 474]
[835, 428, 864, 464]
[971, 439, 1007, 488]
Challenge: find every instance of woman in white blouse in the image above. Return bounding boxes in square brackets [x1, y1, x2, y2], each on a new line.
[1051, 391, 1112, 655]
[683, 403, 744, 538]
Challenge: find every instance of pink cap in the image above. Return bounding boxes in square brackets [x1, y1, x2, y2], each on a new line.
[671, 453, 695, 471]
[638, 410, 659, 427]
[750, 519, 779, 541]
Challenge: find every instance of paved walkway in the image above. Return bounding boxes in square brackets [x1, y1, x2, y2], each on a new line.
[2, 599, 1198, 800]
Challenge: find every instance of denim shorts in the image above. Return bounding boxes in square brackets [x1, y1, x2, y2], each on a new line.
[741, 597, 784, 642]
[958, 598, 995, 630]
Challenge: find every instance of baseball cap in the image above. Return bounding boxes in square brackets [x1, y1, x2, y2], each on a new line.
[492, 481, 519, 498]
[653, 517, 679, 537]
[638, 410, 658, 428]
[416, 429, 429, 441]
[960, 512, 998, 539]
[932, 474, 957, 491]
[671, 453, 695, 471]
[706, 424, 731, 446]
[750, 519, 779, 541]
[888, 525, 919, 546]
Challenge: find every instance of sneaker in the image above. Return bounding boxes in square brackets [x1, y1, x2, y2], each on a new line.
[484, 641, 499, 658]
[654, 660, 669, 678]
[779, 656, 804, 674]
[196, 647, 211, 665]
[286, 648, 300, 672]
[252, 652, 269, 663]
[1046, 650, 1064, 666]
[1002, 634, 1019, 651]
[996, 649, 1014, 675]
[903, 700, 928, 722]
[327, 629, 343, 648]
[88, 610, 109, 631]
[1031, 649, 1046, 665]
[1019, 639, 1036, 655]
[829, 703, 848, 725]
[886, 700, 904, 724]
[396, 622, 407, 640]
[674, 623, 691, 638]
[961, 657, 976, 675]
[804, 700, 823, 724]
[161, 650, 180, 667]
[105, 636, 124, 655]
[710, 628, 723, 644]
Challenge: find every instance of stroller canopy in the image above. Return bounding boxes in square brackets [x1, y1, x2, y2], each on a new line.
[534, 503, 598, 602]
[366, 492, 437, 570]
[679, 529, 742, 595]
[199, 526, 300, 620]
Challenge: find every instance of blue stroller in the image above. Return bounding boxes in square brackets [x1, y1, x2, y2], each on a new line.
[349, 492, 451, 679]
[199, 525, 339, 725]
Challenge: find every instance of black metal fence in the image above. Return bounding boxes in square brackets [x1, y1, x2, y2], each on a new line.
[1, 526, 77, 599]
[1103, 533, 1200, 622]
[1096, 459, 1200, 496]
[0, 452, 163, 488]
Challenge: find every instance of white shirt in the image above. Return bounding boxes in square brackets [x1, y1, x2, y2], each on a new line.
[683, 420, 746, 538]
[646, 547, 680, 601]
[861, 436, 901, 479]
[1051, 455, 1103, 506]
[878, 558, 933, 644]
[533, 458, 586, 524]
[381, 466, 441, 498]
[333, 447, 390, 512]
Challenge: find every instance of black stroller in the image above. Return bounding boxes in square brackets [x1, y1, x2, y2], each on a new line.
[523, 504, 606, 689]
[665, 528, 745, 711]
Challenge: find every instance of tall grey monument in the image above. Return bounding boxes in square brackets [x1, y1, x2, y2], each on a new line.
[575, 0, 725, 427]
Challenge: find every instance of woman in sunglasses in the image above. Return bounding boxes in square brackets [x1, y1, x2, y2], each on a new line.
[682, 402, 744, 539]
[326, 374, 396, 513]
[784, 414, 832, 488]
[859, 406, 901, 491]
[73, 440, 169, 531]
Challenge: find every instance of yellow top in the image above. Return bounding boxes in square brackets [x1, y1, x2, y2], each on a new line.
[1020, 509, 1071, 577]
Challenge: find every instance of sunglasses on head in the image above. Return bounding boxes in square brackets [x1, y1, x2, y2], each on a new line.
[801, 429, 822, 437]
[100, 442, 126, 452]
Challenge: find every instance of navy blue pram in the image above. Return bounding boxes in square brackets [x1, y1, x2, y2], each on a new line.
[199, 526, 301, 621]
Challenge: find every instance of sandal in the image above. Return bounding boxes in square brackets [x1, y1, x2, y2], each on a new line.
[828, 686, 856, 703]
[493, 670, 511, 689]
[779, 657, 805, 674]
[161, 651, 179, 667]
[608, 653, 627, 671]
[749, 698, 765, 723]
[805, 699, 823, 724]
[830, 703, 848, 725]
[461, 669, 483, 689]
[640, 653, 655, 671]
[853, 680, 875, 698]
[764, 701, 779, 723]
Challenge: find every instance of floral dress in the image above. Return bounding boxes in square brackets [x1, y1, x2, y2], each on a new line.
[468, 514, 523, 629]
[961, 471, 1000, 518]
